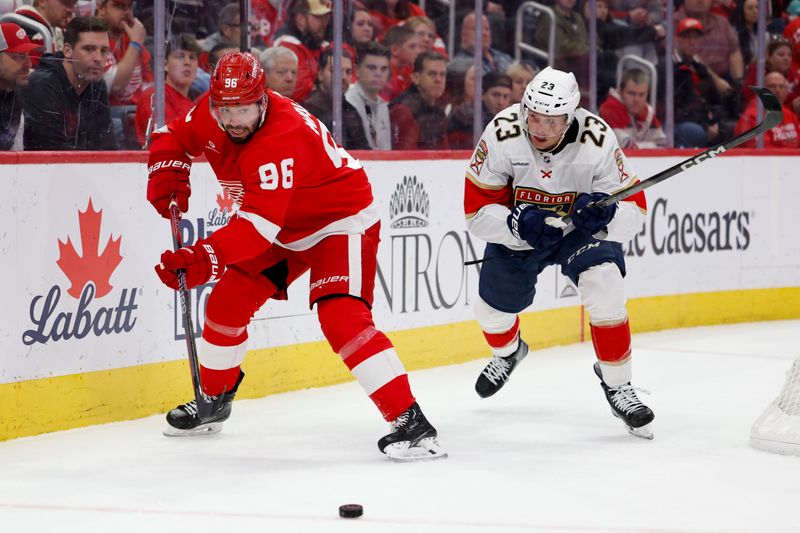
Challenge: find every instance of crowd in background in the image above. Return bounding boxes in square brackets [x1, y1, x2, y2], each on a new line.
[1, 0, 800, 152]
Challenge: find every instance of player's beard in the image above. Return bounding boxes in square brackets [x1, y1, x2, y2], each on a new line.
[225, 125, 256, 144]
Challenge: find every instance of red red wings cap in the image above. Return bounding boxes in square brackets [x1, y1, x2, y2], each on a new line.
[0, 22, 41, 54]
[677, 18, 705, 36]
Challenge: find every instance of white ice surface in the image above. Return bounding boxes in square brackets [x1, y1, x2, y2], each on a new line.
[2, 320, 800, 533]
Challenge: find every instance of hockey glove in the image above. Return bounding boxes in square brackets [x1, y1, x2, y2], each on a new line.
[507, 204, 564, 250]
[155, 239, 224, 290]
[147, 157, 191, 218]
[571, 192, 617, 235]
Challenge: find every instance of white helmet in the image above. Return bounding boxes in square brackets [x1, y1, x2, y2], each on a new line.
[520, 66, 581, 131]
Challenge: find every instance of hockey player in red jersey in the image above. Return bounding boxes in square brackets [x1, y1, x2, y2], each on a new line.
[464, 66, 655, 439]
[147, 52, 445, 461]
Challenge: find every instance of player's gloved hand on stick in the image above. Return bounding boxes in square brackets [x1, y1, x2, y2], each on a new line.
[507, 204, 564, 250]
[571, 192, 617, 235]
[156, 239, 224, 290]
[147, 157, 191, 218]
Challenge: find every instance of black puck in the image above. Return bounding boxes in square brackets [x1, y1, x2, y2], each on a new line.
[339, 504, 363, 518]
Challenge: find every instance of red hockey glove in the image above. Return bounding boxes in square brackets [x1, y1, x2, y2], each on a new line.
[155, 239, 224, 290]
[147, 157, 191, 218]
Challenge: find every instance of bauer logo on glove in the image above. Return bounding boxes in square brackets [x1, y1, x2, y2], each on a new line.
[155, 239, 225, 290]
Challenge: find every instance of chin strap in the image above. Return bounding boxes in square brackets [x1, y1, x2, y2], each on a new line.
[257, 96, 268, 128]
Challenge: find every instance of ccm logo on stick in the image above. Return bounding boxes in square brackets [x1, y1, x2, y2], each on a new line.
[680, 147, 726, 171]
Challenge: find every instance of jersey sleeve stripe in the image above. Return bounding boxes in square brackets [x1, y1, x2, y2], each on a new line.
[236, 210, 282, 243]
[617, 182, 647, 212]
[466, 171, 508, 190]
[464, 179, 512, 218]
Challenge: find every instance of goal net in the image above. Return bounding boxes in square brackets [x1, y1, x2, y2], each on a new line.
[751, 359, 800, 455]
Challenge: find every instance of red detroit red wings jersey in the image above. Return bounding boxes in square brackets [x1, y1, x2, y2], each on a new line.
[149, 90, 377, 265]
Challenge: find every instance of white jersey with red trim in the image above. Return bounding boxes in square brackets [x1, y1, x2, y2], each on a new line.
[464, 106, 648, 251]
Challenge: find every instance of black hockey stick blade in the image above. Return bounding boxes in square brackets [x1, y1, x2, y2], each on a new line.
[592, 87, 783, 208]
[168, 202, 226, 420]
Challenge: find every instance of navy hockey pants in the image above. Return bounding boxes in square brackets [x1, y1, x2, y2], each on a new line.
[478, 230, 626, 314]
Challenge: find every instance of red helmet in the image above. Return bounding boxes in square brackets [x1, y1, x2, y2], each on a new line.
[210, 52, 266, 107]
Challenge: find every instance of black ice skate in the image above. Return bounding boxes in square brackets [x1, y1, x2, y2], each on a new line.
[378, 402, 447, 461]
[594, 363, 654, 439]
[475, 339, 529, 398]
[163, 371, 245, 437]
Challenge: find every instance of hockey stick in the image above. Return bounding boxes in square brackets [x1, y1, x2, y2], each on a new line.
[464, 87, 782, 265]
[167, 202, 225, 419]
[571, 87, 782, 213]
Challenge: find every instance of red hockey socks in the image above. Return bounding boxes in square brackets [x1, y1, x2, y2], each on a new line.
[199, 365, 242, 396]
[591, 319, 632, 387]
[318, 297, 414, 421]
[482, 316, 520, 357]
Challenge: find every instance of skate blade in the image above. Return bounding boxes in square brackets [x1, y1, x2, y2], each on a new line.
[625, 423, 653, 440]
[162, 422, 223, 437]
[384, 437, 448, 462]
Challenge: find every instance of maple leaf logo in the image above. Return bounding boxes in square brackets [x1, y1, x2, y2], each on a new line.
[217, 188, 235, 212]
[57, 199, 123, 299]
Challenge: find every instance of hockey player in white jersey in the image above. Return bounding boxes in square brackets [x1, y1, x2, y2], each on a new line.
[464, 66, 655, 439]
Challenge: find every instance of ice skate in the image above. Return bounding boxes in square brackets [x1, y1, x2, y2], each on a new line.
[378, 402, 447, 461]
[594, 363, 654, 439]
[163, 371, 244, 437]
[475, 339, 529, 398]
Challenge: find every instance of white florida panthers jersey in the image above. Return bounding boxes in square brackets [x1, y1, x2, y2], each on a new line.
[464, 106, 648, 250]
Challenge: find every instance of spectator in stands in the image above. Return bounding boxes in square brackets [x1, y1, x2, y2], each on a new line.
[599, 68, 667, 148]
[96, 0, 151, 106]
[390, 51, 448, 150]
[454, 12, 513, 75]
[666, 17, 724, 148]
[505, 61, 536, 103]
[368, 0, 425, 39]
[736, 70, 800, 147]
[448, 70, 511, 149]
[209, 43, 238, 72]
[783, 0, 800, 61]
[675, 0, 744, 83]
[609, 0, 664, 25]
[345, 41, 391, 150]
[591, 0, 665, 71]
[0, 22, 39, 150]
[742, 36, 800, 110]
[14, 0, 76, 55]
[444, 63, 475, 149]
[404, 15, 447, 58]
[261, 46, 297, 98]
[729, 0, 760, 66]
[248, 0, 281, 48]
[274, 0, 330, 103]
[22, 16, 117, 150]
[302, 49, 370, 150]
[605, 0, 665, 65]
[481, 70, 511, 120]
[134, 33, 200, 146]
[535, 0, 589, 87]
[202, 3, 240, 52]
[348, 7, 373, 48]
[379, 25, 419, 102]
